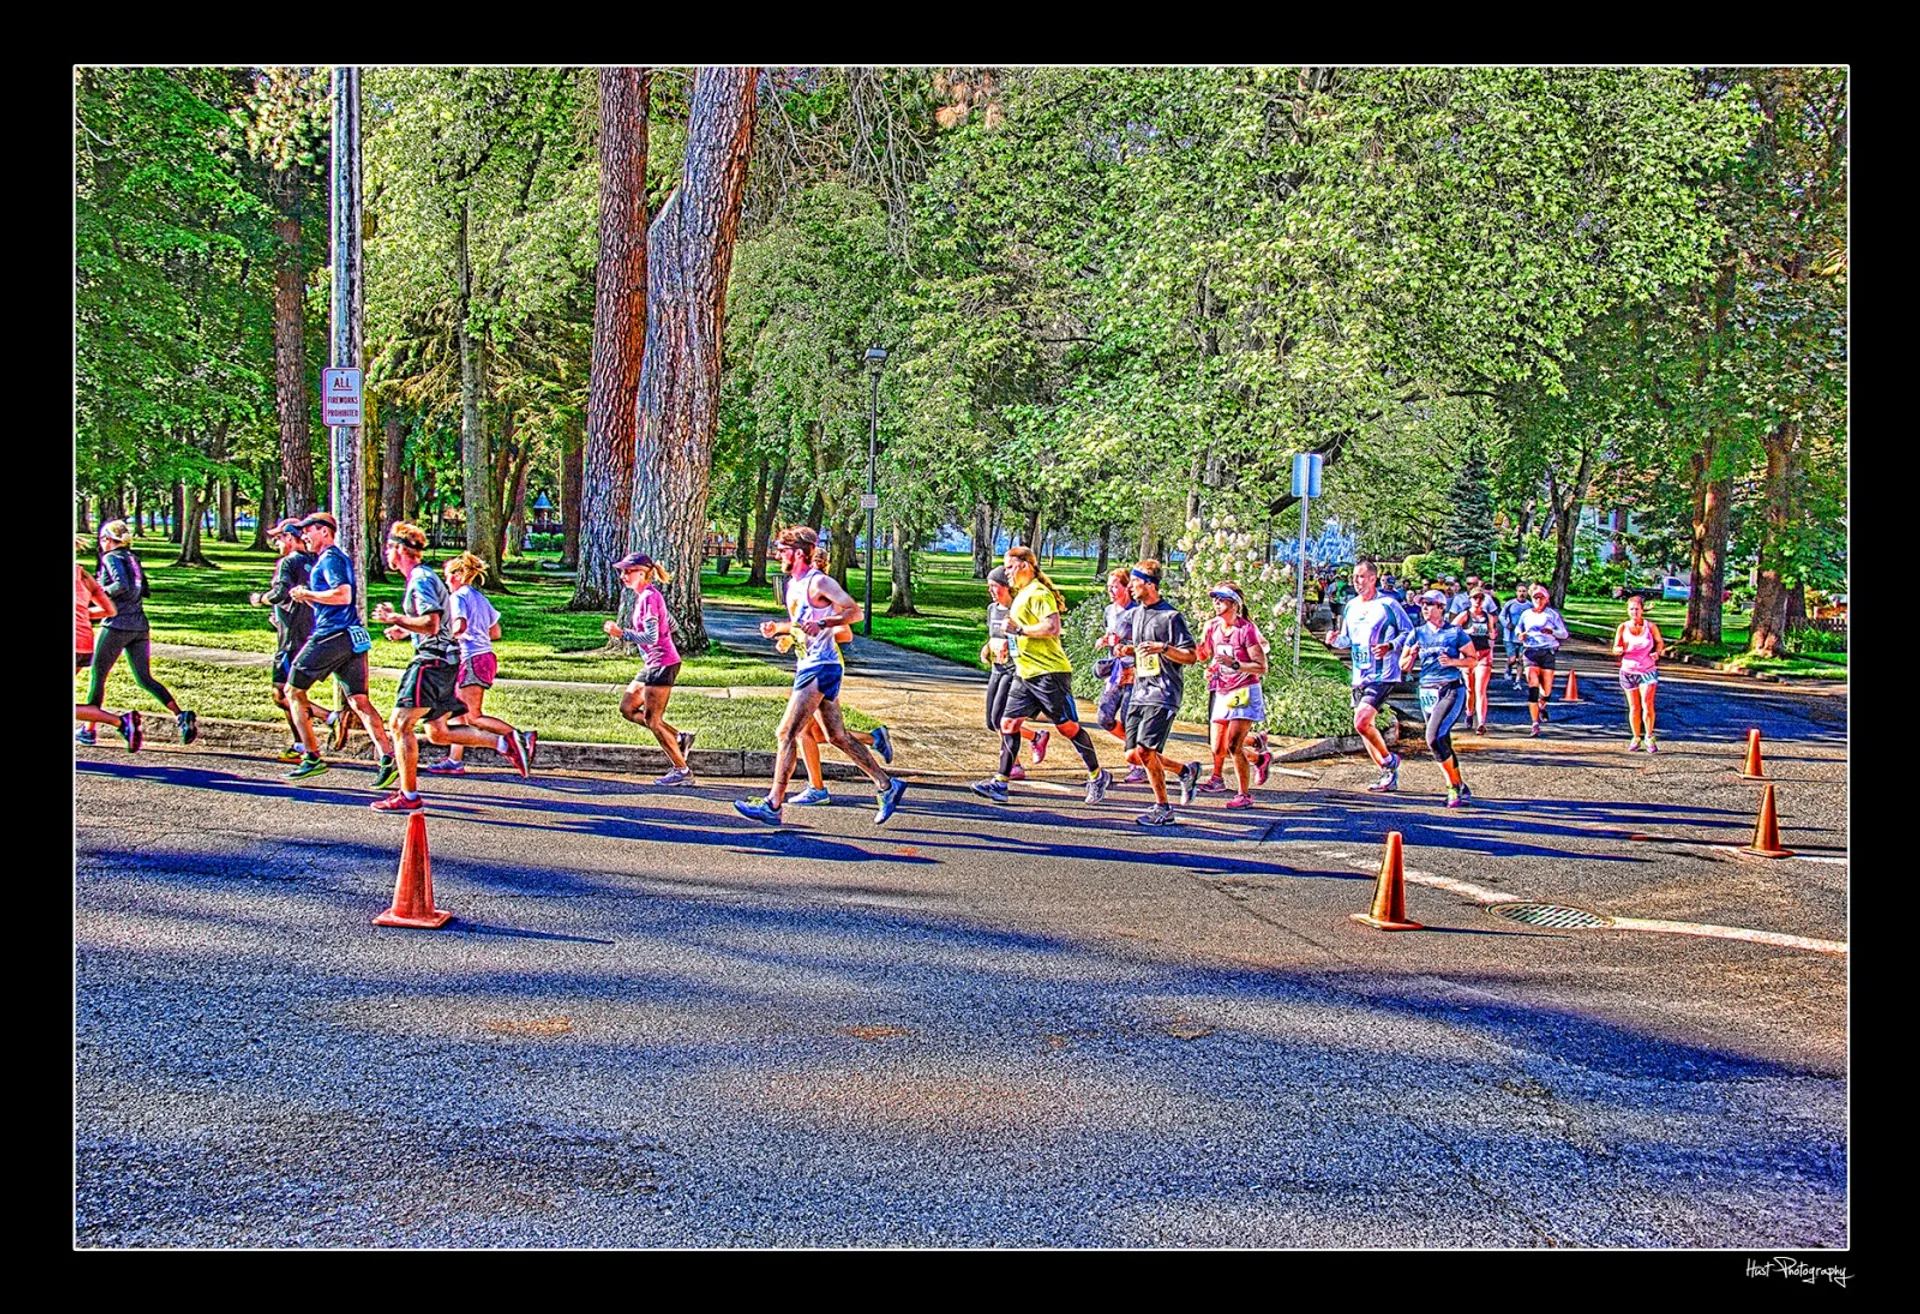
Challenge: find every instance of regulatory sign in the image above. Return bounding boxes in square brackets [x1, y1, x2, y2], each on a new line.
[859, 494, 879, 511]
[1291, 452, 1323, 499]
[321, 368, 364, 427]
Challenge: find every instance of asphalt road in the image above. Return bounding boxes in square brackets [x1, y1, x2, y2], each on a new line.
[74, 653, 1847, 1248]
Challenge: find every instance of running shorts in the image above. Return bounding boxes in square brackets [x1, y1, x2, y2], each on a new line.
[1467, 631, 1494, 656]
[794, 662, 844, 703]
[635, 659, 680, 690]
[396, 656, 465, 720]
[1003, 671, 1079, 727]
[1619, 670, 1658, 692]
[1523, 648, 1559, 672]
[1419, 681, 1467, 749]
[1124, 702, 1176, 754]
[1210, 684, 1266, 723]
[1095, 679, 1133, 732]
[1351, 682, 1395, 712]
[272, 647, 296, 686]
[289, 629, 369, 696]
[460, 652, 499, 689]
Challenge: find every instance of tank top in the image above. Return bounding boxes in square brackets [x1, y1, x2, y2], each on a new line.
[1618, 620, 1658, 677]
[784, 569, 842, 671]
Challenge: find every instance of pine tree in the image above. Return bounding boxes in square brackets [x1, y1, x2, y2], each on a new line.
[1444, 438, 1497, 571]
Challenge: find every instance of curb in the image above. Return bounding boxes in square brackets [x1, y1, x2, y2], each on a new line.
[1272, 720, 1399, 763]
[188, 717, 873, 780]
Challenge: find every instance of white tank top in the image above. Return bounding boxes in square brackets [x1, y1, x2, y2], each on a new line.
[785, 569, 842, 671]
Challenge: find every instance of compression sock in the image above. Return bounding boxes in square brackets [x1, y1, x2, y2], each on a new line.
[999, 733, 1021, 776]
[1067, 726, 1101, 772]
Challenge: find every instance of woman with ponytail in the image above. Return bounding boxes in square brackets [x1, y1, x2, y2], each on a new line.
[427, 552, 506, 775]
[604, 551, 696, 786]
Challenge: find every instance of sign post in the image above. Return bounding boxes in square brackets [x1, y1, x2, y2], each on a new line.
[1291, 452, 1322, 671]
[328, 66, 367, 606]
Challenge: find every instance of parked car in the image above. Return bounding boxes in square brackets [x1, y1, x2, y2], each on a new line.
[1658, 575, 1690, 601]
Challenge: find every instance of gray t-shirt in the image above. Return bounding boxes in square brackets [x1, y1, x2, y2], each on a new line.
[403, 564, 459, 663]
[987, 601, 1015, 671]
[1127, 600, 1196, 709]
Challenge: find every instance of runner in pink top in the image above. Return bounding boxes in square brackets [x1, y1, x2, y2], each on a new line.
[604, 552, 694, 785]
[1611, 592, 1666, 752]
[1194, 581, 1272, 807]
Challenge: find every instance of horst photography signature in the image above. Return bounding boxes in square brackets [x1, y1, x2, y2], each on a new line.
[1747, 1257, 1852, 1288]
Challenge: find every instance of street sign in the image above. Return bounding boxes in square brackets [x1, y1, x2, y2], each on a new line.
[321, 368, 364, 427]
[1291, 452, 1323, 499]
[859, 494, 879, 511]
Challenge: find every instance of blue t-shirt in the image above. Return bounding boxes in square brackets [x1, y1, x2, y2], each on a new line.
[308, 545, 358, 640]
[1501, 598, 1530, 638]
[1405, 622, 1472, 686]
[1337, 594, 1412, 686]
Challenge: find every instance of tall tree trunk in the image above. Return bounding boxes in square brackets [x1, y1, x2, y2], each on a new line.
[1137, 507, 1153, 561]
[1183, 451, 1206, 527]
[456, 203, 499, 581]
[363, 419, 386, 582]
[1095, 522, 1110, 578]
[1683, 437, 1732, 645]
[1021, 505, 1040, 548]
[171, 481, 185, 543]
[749, 453, 787, 586]
[888, 520, 917, 615]
[723, 468, 751, 576]
[380, 407, 406, 539]
[1544, 445, 1593, 610]
[402, 460, 418, 524]
[1787, 582, 1807, 630]
[1608, 508, 1629, 565]
[506, 446, 532, 560]
[971, 501, 992, 577]
[175, 476, 213, 566]
[827, 507, 858, 588]
[805, 488, 825, 536]
[559, 409, 584, 569]
[1748, 419, 1800, 657]
[272, 165, 315, 520]
[573, 66, 651, 612]
[251, 459, 276, 551]
[216, 476, 237, 542]
[627, 66, 757, 657]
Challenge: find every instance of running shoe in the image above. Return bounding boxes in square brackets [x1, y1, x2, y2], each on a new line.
[1625, 737, 1643, 753]
[1446, 786, 1464, 809]
[1031, 729, 1051, 764]
[874, 777, 908, 825]
[677, 729, 696, 758]
[373, 755, 400, 791]
[1225, 793, 1254, 810]
[277, 743, 306, 763]
[1538, 703, 1550, 723]
[1473, 718, 1487, 735]
[1529, 722, 1542, 739]
[523, 730, 539, 768]
[971, 777, 1009, 805]
[371, 791, 423, 813]
[656, 766, 695, 786]
[733, 796, 783, 826]
[176, 709, 198, 745]
[1253, 751, 1272, 787]
[1251, 730, 1270, 756]
[328, 709, 353, 751]
[789, 786, 832, 806]
[1456, 783, 1474, 803]
[1122, 765, 1149, 785]
[502, 730, 533, 779]
[425, 758, 467, 775]
[1086, 767, 1114, 805]
[1198, 775, 1228, 795]
[1135, 803, 1176, 827]
[74, 726, 96, 747]
[1008, 764, 1027, 781]
[871, 724, 894, 765]
[287, 755, 329, 781]
[1177, 761, 1202, 806]
[1645, 738, 1658, 754]
[1365, 753, 1400, 794]
[120, 712, 143, 753]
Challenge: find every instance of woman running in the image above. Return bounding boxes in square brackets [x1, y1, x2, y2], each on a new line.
[604, 551, 696, 786]
[1451, 576, 1499, 733]
[1516, 584, 1570, 737]
[1194, 581, 1272, 808]
[84, 520, 197, 744]
[427, 552, 506, 776]
[977, 565, 1046, 781]
[1612, 592, 1666, 752]
[1400, 590, 1478, 806]
[790, 546, 893, 804]
[75, 539, 142, 750]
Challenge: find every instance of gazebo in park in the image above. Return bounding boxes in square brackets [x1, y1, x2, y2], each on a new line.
[530, 491, 557, 535]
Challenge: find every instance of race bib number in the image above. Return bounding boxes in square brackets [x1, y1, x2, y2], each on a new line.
[1137, 651, 1162, 677]
[347, 624, 373, 654]
[1225, 685, 1252, 710]
[1417, 686, 1440, 718]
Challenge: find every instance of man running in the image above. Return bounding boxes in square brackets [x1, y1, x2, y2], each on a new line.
[1091, 567, 1142, 783]
[283, 511, 398, 785]
[1517, 583, 1571, 738]
[1116, 560, 1201, 825]
[249, 517, 318, 761]
[1326, 557, 1412, 792]
[971, 546, 1112, 806]
[1402, 590, 1478, 806]
[979, 566, 1047, 781]
[734, 527, 906, 826]
[1500, 582, 1531, 686]
[368, 523, 534, 812]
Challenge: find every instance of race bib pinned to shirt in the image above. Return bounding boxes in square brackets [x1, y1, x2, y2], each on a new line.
[1136, 650, 1162, 677]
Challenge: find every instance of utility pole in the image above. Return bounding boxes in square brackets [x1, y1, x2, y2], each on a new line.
[329, 66, 367, 607]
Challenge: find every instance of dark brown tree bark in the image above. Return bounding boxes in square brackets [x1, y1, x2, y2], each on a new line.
[972, 501, 992, 577]
[805, 488, 825, 537]
[1021, 505, 1041, 549]
[1683, 436, 1733, 645]
[272, 165, 316, 519]
[1749, 419, 1801, 657]
[175, 475, 214, 566]
[628, 67, 757, 654]
[363, 421, 387, 582]
[573, 66, 651, 611]
[76, 495, 90, 535]
[171, 481, 185, 543]
[1095, 523, 1111, 578]
[559, 410, 583, 569]
[216, 476, 237, 542]
[506, 449, 532, 560]
[251, 459, 276, 551]
[887, 520, 917, 615]
[381, 407, 406, 540]
[749, 453, 787, 586]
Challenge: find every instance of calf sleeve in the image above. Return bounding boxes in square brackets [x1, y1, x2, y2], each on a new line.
[999, 732, 1021, 777]
[1067, 725, 1101, 771]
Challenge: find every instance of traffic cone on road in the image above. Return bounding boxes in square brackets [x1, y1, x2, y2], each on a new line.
[1563, 668, 1582, 702]
[1740, 785, 1795, 859]
[373, 812, 454, 928]
[1739, 728, 1768, 780]
[1351, 832, 1424, 931]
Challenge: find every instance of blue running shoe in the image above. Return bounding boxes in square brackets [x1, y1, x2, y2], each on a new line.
[1456, 782, 1474, 803]
[75, 726, 96, 747]
[1366, 752, 1400, 794]
[875, 777, 908, 825]
[789, 786, 832, 806]
[733, 796, 783, 826]
[871, 724, 894, 764]
[971, 777, 1009, 804]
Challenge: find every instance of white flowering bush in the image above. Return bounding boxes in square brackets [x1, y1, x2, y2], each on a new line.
[1174, 514, 1299, 666]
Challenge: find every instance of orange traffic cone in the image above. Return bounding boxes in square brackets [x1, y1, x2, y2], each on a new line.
[373, 812, 454, 928]
[1739, 728, 1768, 780]
[1351, 832, 1424, 931]
[1741, 785, 1795, 859]
[1563, 668, 1581, 702]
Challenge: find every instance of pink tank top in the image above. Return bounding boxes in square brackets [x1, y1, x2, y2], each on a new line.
[75, 564, 96, 654]
[1618, 621, 1658, 676]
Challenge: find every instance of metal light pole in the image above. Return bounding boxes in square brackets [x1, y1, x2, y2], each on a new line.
[862, 346, 887, 636]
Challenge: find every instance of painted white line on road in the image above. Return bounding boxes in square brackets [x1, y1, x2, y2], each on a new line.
[1269, 766, 1321, 780]
[1701, 843, 1848, 866]
[1607, 917, 1848, 956]
[1327, 852, 1512, 905]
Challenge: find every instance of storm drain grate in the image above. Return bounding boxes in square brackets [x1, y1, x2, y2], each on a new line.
[1488, 902, 1614, 930]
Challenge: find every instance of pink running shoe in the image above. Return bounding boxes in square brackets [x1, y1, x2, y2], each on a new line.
[1031, 728, 1051, 764]
[1224, 793, 1254, 809]
[1009, 763, 1027, 781]
[1253, 751, 1271, 786]
[1122, 765, 1149, 785]
[1198, 775, 1228, 795]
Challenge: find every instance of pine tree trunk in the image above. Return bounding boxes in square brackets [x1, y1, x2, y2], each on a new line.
[559, 409, 583, 569]
[272, 165, 315, 520]
[888, 520, 917, 615]
[749, 453, 787, 586]
[1683, 438, 1732, 645]
[627, 66, 756, 657]
[971, 501, 992, 577]
[1748, 419, 1800, 657]
[574, 66, 651, 611]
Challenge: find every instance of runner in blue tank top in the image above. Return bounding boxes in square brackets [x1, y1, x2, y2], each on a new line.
[1400, 591, 1478, 807]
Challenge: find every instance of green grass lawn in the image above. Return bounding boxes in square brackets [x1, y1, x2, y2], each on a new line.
[1558, 596, 1847, 681]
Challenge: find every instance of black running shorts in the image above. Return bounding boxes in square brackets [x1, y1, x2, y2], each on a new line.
[1002, 671, 1080, 727]
[290, 629, 369, 696]
[1123, 702, 1176, 754]
[395, 656, 465, 720]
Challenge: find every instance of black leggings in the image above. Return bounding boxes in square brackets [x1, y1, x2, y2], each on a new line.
[87, 628, 178, 712]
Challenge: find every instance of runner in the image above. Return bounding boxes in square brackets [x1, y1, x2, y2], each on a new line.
[429, 551, 512, 777]
[283, 511, 397, 784]
[1325, 558, 1411, 792]
[368, 524, 533, 812]
[1195, 581, 1272, 808]
[83, 520, 197, 744]
[976, 565, 1046, 782]
[1500, 582, 1531, 686]
[1451, 574, 1499, 733]
[788, 544, 893, 805]
[970, 546, 1111, 806]
[1612, 592, 1666, 752]
[1401, 590, 1478, 807]
[74, 539, 141, 750]
[602, 551, 697, 786]
[1116, 560, 1201, 825]
[1517, 583, 1571, 738]
[1091, 567, 1142, 783]
[248, 517, 318, 761]
[734, 527, 906, 826]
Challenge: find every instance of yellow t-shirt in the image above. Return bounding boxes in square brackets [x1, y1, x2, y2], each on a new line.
[1009, 580, 1072, 679]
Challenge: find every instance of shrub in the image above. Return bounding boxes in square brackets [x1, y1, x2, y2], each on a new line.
[1787, 624, 1847, 654]
[1400, 552, 1464, 585]
[1570, 561, 1629, 597]
[522, 532, 563, 553]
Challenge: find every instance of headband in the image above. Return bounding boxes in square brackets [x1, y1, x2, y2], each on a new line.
[1130, 568, 1160, 585]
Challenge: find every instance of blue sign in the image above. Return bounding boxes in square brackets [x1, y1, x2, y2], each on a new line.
[1291, 452, 1323, 499]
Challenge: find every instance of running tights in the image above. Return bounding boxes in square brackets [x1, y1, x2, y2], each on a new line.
[87, 628, 177, 711]
[1001, 724, 1101, 775]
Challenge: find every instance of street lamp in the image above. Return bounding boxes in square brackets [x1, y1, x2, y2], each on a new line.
[863, 346, 887, 637]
